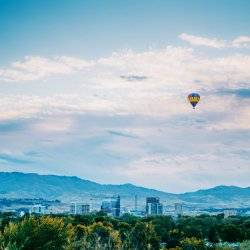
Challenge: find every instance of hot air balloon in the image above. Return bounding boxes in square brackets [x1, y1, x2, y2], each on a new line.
[188, 93, 200, 109]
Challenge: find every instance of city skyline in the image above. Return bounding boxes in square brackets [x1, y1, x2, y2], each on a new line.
[0, 0, 250, 192]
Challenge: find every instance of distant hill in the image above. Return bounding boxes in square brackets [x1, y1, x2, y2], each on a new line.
[0, 172, 176, 202]
[0, 172, 250, 208]
[180, 185, 250, 207]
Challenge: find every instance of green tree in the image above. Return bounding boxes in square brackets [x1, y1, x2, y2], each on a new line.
[214, 247, 234, 250]
[168, 247, 183, 250]
[129, 222, 160, 250]
[180, 237, 206, 250]
[240, 240, 250, 250]
[88, 222, 121, 250]
[176, 217, 203, 239]
[1, 216, 68, 250]
[220, 223, 243, 242]
[168, 229, 184, 249]
[0, 212, 15, 233]
[208, 226, 220, 243]
[68, 224, 90, 250]
[116, 222, 131, 243]
[72, 215, 94, 226]
[151, 216, 174, 243]
[120, 213, 139, 227]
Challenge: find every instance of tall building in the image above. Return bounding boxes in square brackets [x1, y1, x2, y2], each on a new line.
[112, 195, 120, 217]
[70, 203, 90, 215]
[30, 204, 46, 214]
[101, 201, 111, 214]
[224, 210, 237, 218]
[174, 203, 183, 216]
[146, 197, 163, 216]
[101, 195, 120, 217]
[134, 195, 138, 211]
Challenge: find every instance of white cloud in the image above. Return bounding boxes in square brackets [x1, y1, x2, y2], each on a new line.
[0, 56, 93, 82]
[1, 46, 250, 89]
[209, 104, 250, 130]
[0, 40, 250, 191]
[0, 94, 116, 121]
[0, 46, 250, 131]
[113, 150, 250, 192]
[180, 33, 250, 49]
[232, 36, 250, 48]
[33, 116, 75, 133]
[179, 33, 227, 48]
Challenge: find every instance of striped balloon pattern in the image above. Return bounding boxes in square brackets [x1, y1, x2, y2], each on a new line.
[188, 93, 200, 109]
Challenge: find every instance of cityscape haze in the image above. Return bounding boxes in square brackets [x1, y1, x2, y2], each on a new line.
[0, 0, 249, 194]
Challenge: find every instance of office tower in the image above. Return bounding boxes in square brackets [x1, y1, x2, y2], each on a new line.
[135, 195, 138, 211]
[30, 204, 46, 214]
[101, 195, 120, 217]
[174, 203, 183, 216]
[70, 203, 90, 215]
[146, 197, 163, 216]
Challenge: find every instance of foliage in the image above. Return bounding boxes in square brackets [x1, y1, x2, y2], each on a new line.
[1, 216, 68, 250]
[180, 237, 206, 250]
[240, 240, 250, 250]
[128, 222, 160, 250]
[0, 213, 250, 249]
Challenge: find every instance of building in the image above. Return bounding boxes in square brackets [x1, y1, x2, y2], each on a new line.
[30, 204, 46, 214]
[224, 209, 237, 218]
[134, 195, 138, 211]
[70, 203, 90, 215]
[174, 203, 183, 216]
[46, 206, 68, 215]
[111, 195, 120, 217]
[101, 201, 112, 214]
[101, 195, 120, 217]
[146, 197, 163, 216]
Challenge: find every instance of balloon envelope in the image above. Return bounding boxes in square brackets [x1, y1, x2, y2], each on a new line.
[188, 93, 200, 109]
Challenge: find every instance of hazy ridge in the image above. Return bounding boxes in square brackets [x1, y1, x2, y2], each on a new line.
[0, 172, 250, 208]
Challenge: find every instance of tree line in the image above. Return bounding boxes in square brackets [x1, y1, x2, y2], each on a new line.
[0, 212, 250, 249]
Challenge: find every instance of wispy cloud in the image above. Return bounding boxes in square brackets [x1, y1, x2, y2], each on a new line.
[218, 88, 250, 98]
[108, 130, 138, 139]
[0, 111, 249, 192]
[232, 36, 250, 48]
[0, 153, 33, 165]
[0, 47, 249, 131]
[0, 39, 249, 191]
[120, 75, 148, 82]
[0, 120, 25, 132]
[179, 33, 250, 48]
[0, 56, 93, 82]
[179, 33, 227, 48]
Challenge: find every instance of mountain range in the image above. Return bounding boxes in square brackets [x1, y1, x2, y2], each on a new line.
[0, 172, 250, 209]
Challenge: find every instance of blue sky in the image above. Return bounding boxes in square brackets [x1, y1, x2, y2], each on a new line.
[0, 0, 250, 192]
[1, 0, 250, 62]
